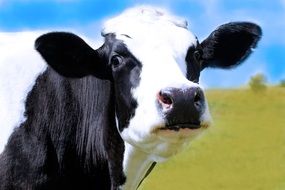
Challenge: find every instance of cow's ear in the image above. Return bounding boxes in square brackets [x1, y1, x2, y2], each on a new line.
[35, 32, 111, 79]
[200, 22, 262, 70]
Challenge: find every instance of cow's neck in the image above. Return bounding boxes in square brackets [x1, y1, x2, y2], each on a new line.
[121, 142, 155, 190]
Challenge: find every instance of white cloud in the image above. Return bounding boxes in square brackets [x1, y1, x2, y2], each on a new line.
[282, 0, 285, 7]
[198, 0, 220, 17]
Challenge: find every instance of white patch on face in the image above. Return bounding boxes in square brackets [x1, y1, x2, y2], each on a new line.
[103, 6, 212, 161]
[103, 6, 195, 76]
[0, 31, 47, 153]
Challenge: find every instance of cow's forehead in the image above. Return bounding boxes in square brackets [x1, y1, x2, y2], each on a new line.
[102, 6, 198, 58]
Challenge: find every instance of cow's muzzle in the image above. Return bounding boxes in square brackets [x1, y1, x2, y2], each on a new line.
[157, 86, 205, 130]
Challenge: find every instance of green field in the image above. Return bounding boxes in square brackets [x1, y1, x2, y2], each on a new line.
[139, 87, 285, 190]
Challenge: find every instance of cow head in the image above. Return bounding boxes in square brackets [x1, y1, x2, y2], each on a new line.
[35, 7, 261, 161]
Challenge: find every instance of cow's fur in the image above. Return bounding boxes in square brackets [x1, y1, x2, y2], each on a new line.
[0, 68, 125, 189]
[0, 6, 262, 190]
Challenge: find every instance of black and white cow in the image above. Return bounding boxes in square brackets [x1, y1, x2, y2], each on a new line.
[0, 6, 261, 190]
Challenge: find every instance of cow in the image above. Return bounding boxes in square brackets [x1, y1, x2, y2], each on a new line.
[0, 6, 261, 190]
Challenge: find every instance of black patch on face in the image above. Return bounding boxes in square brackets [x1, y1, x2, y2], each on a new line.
[185, 40, 203, 83]
[104, 34, 142, 132]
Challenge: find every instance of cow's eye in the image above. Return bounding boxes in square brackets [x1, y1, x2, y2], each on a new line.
[111, 55, 123, 69]
[194, 50, 202, 61]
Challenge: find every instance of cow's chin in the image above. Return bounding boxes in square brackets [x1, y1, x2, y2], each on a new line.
[120, 121, 210, 162]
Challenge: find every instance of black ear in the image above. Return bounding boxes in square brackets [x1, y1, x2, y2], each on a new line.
[200, 22, 262, 70]
[35, 32, 110, 79]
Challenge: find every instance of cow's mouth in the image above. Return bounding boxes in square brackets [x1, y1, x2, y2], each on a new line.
[161, 122, 202, 131]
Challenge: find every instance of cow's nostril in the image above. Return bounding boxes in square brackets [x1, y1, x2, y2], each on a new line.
[194, 91, 200, 102]
[158, 91, 173, 108]
[194, 89, 203, 109]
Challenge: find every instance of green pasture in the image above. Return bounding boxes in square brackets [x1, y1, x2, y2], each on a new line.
[139, 87, 285, 190]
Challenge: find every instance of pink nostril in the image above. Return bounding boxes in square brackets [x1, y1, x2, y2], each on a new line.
[157, 91, 173, 108]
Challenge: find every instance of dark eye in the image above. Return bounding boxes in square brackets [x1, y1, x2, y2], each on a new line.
[111, 55, 123, 68]
[194, 50, 202, 61]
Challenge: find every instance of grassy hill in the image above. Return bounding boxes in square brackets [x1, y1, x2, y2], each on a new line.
[139, 87, 285, 190]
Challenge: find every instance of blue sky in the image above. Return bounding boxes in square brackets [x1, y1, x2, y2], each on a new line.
[0, 0, 284, 88]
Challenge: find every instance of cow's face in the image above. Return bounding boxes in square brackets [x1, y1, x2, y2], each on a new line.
[35, 7, 261, 161]
[101, 9, 212, 160]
